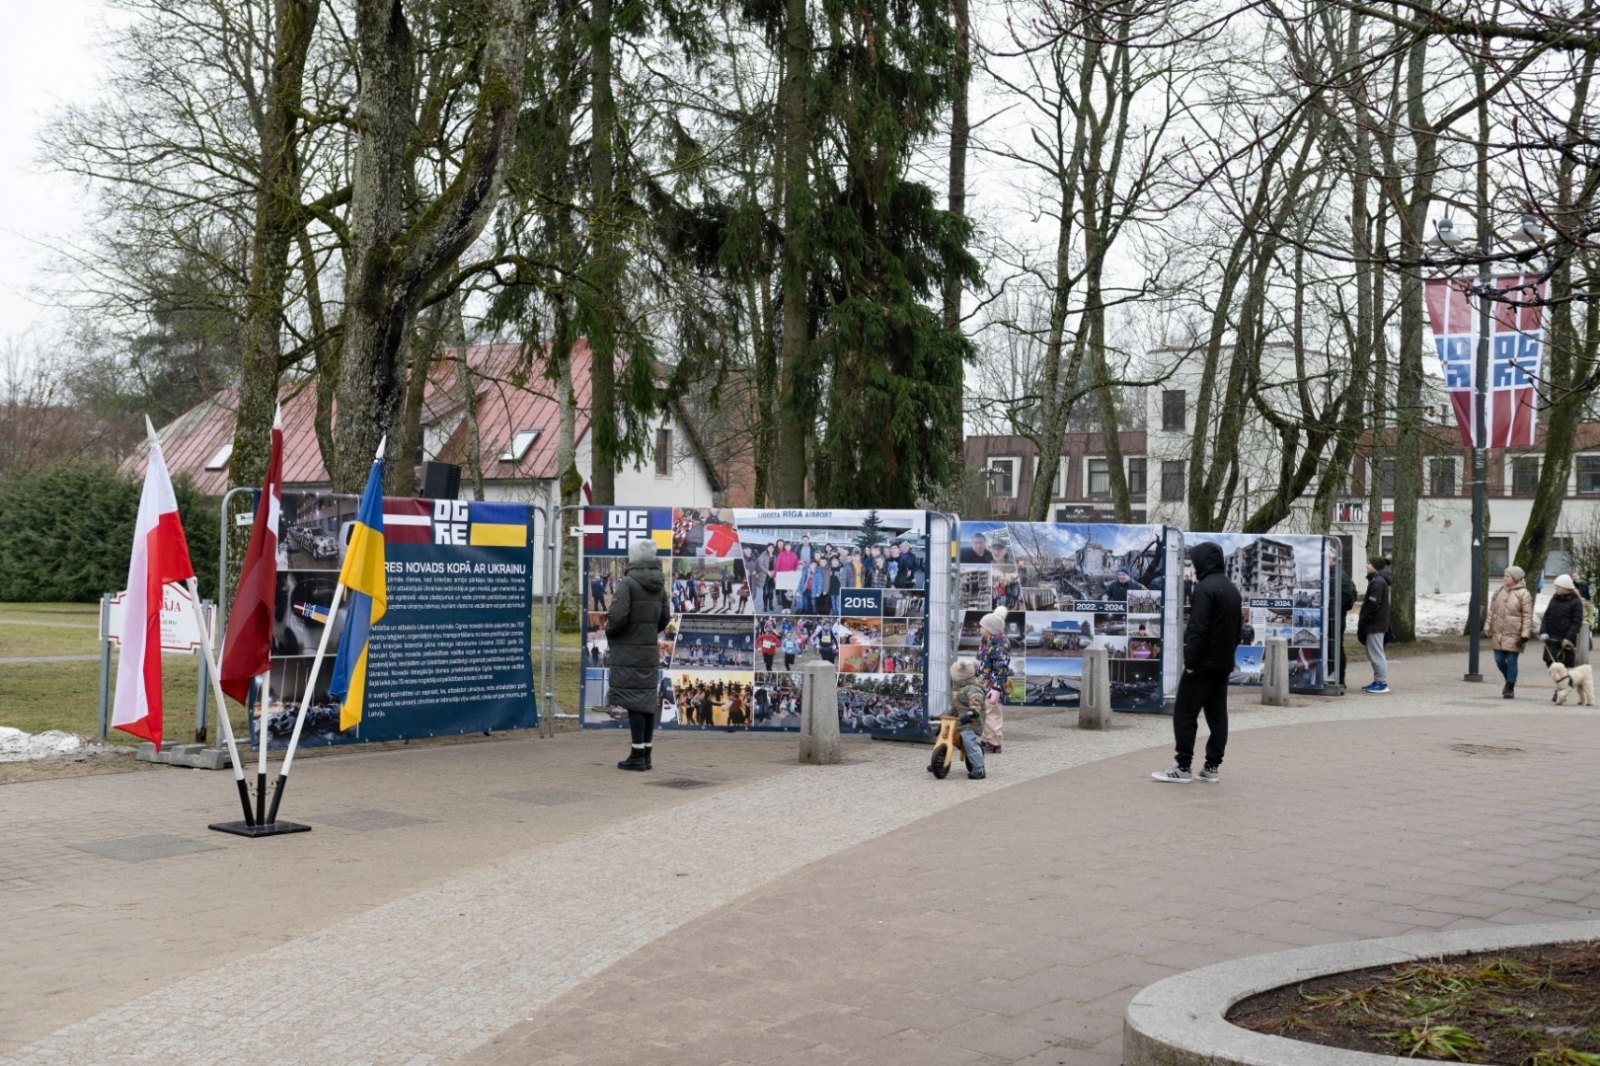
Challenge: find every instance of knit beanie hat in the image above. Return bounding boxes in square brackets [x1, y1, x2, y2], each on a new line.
[950, 658, 977, 684]
[1555, 573, 1576, 591]
[628, 538, 659, 565]
[1506, 565, 1526, 582]
[978, 609, 1007, 636]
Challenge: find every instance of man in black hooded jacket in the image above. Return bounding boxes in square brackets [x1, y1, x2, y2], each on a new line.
[1154, 541, 1242, 784]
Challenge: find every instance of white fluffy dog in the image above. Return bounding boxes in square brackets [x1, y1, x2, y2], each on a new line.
[1549, 661, 1595, 706]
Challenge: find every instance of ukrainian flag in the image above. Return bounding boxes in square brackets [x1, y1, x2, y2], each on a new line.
[468, 501, 529, 547]
[329, 459, 387, 731]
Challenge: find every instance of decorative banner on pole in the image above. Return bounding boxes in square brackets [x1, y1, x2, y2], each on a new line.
[1424, 274, 1549, 448]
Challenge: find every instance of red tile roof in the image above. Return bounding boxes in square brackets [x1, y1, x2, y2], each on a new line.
[125, 341, 597, 494]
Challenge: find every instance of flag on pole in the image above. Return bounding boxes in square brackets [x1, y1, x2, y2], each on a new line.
[1424, 275, 1548, 449]
[328, 458, 387, 731]
[218, 408, 283, 704]
[112, 419, 196, 749]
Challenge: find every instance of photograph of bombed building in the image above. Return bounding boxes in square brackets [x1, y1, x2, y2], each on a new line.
[1225, 538, 1296, 597]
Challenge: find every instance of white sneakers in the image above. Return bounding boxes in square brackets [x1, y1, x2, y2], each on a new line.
[1151, 763, 1221, 783]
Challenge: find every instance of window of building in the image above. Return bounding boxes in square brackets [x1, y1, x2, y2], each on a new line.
[1374, 458, 1396, 497]
[203, 442, 233, 471]
[1577, 455, 1600, 495]
[1086, 458, 1110, 497]
[1031, 456, 1068, 497]
[1486, 536, 1511, 576]
[1381, 535, 1394, 559]
[1162, 390, 1186, 431]
[1545, 536, 1574, 579]
[498, 429, 542, 462]
[986, 457, 1017, 497]
[654, 428, 673, 476]
[1127, 457, 1147, 497]
[1428, 456, 1456, 497]
[1160, 461, 1185, 502]
[1512, 455, 1540, 496]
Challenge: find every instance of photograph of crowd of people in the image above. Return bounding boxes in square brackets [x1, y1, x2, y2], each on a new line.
[959, 522, 1168, 711]
[1181, 533, 1333, 691]
[584, 508, 934, 733]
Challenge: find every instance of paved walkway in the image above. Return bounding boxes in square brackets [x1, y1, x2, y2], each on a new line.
[4, 653, 1600, 1066]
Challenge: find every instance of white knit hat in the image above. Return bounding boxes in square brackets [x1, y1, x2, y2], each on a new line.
[979, 609, 1007, 636]
[1555, 574, 1577, 591]
[950, 658, 977, 684]
[628, 539, 659, 565]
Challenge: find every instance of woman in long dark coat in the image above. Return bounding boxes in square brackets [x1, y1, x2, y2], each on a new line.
[608, 539, 672, 770]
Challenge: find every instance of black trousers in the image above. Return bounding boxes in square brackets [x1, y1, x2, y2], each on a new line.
[1173, 668, 1229, 770]
[628, 711, 656, 746]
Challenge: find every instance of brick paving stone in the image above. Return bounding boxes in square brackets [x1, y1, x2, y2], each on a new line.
[8, 652, 1600, 1065]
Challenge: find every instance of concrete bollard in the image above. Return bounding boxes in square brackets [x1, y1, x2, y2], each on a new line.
[1079, 646, 1113, 729]
[1262, 637, 1290, 706]
[799, 661, 842, 764]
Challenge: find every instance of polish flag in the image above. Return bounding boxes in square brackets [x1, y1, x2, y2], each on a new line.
[112, 418, 197, 749]
[219, 408, 283, 704]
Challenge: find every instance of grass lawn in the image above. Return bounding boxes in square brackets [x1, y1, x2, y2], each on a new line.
[1, 601, 587, 742]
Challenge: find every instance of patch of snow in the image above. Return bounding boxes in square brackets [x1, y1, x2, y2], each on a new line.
[1411, 590, 1559, 637]
[0, 726, 113, 762]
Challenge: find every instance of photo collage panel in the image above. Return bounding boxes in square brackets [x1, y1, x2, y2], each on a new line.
[582, 507, 933, 733]
[957, 521, 1168, 712]
[1179, 533, 1334, 691]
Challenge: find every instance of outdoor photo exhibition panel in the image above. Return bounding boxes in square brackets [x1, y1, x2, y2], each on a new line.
[1180, 533, 1336, 692]
[263, 493, 538, 747]
[580, 507, 949, 734]
[956, 521, 1173, 712]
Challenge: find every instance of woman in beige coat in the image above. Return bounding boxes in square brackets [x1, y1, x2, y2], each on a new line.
[1484, 566, 1534, 698]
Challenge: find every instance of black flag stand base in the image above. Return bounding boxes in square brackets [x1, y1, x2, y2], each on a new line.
[208, 819, 311, 838]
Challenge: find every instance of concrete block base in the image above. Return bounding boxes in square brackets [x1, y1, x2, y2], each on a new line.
[1079, 647, 1113, 729]
[137, 742, 231, 770]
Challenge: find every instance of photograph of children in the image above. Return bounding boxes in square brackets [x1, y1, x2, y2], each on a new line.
[669, 616, 755, 669]
[671, 557, 746, 615]
[263, 657, 342, 745]
[879, 647, 924, 675]
[839, 618, 882, 645]
[673, 508, 742, 559]
[1025, 612, 1095, 656]
[960, 566, 992, 610]
[737, 509, 930, 614]
[1126, 588, 1161, 616]
[838, 645, 885, 673]
[1290, 648, 1323, 689]
[278, 492, 355, 570]
[837, 672, 925, 733]
[1024, 658, 1083, 706]
[1110, 660, 1162, 709]
[1230, 646, 1266, 685]
[755, 616, 838, 670]
[751, 673, 803, 728]
[886, 589, 926, 618]
[1127, 638, 1160, 661]
[990, 565, 1022, 610]
[1294, 588, 1323, 608]
[272, 570, 349, 657]
[670, 671, 757, 727]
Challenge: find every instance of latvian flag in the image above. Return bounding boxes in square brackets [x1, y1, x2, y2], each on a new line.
[383, 497, 433, 544]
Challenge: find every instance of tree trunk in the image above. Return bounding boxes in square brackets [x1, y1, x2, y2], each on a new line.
[391, 310, 440, 496]
[939, 0, 971, 508]
[555, 298, 583, 628]
[332, 0, 528, 491]
[584, 0, 618, 505]
[449, 292, 485, 501]
[771, 0, 812, 506]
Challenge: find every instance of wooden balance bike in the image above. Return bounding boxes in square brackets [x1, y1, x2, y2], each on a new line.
[927, 713, 974, 779]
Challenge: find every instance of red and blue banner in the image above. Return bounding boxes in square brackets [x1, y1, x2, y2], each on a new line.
[1425, 275, 1548, 448]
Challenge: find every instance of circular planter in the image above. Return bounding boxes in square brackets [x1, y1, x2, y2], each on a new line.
[1124, 919, 1600, 1066]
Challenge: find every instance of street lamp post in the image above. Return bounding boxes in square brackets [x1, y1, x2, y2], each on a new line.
[1465, 230, 1490, 683]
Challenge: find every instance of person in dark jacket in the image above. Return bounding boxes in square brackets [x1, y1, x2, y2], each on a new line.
[1337, 565, 1358, 687]
[1154, 541, 1241, 784]
[1356, 558, 1391, 693]
[607, 539, 672, 770]
[1541, 573, 1585, 669]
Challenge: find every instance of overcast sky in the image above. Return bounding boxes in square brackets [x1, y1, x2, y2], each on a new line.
[0, 0, 105, 345]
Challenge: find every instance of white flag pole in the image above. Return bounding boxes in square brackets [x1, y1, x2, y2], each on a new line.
[265, 434, 384, 824]
[186, 576, 256, 824]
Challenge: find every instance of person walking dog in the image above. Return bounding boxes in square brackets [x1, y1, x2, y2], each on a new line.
[1154, 541, 1241, 784]
[608, 539, 672, 771]
[1484, 566, 1533, 698]
[1356, 557, 1392, 694]
[1541, 573, 1585, 671]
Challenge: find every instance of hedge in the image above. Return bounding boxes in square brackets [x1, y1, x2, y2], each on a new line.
[0, 462, 220, 603]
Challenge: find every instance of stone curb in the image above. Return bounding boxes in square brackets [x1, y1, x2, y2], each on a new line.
[1124, 919, 1600, 1066]
[135, 742, 230, 770]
